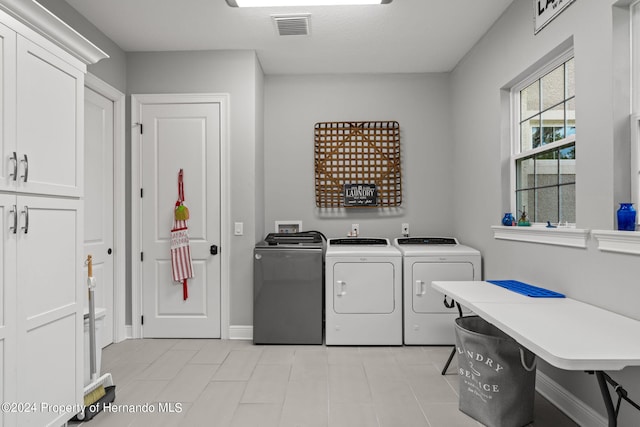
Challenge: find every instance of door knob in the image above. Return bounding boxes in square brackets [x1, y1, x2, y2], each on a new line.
[107, 248, 112, 255]
[210, 245, 218, 255]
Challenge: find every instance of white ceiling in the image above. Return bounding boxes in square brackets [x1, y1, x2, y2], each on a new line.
[63, 0, 513, 75]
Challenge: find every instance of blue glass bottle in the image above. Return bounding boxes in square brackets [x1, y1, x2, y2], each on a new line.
[502, 213, 515, 226]
[617, 203, 637, 231]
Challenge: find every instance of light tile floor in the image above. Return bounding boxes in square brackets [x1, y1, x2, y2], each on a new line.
[71, 339, 579, 427]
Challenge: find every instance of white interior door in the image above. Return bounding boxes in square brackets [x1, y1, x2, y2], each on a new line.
[83, 87, 114, 347]
[140, 101, 221, 338]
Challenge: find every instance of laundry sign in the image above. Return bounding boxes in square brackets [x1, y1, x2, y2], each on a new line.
[534, 0, 576, 34]
[343, 184, 378, 207]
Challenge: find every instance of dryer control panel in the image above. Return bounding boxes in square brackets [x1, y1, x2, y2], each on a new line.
[396, 237, 458, 245]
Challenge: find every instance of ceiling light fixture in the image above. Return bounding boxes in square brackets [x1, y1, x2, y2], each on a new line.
[226, 0, 391, 7]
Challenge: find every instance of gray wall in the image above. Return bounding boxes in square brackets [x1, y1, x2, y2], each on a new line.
[37, 0, 264, 328]
[35, 1, 640, 422]
[255, 58, 266, 245]
[35, 0, 131, 319]
[451, 0, 640, 424]
[126, 50, 262, 327]
[264, 73, 454, 239]
[36, 0, 127, 92]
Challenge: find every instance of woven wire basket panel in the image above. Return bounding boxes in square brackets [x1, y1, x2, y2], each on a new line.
[314, 121, 402, 208]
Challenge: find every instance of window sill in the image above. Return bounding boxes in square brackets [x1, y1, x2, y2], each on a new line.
[592, 230, 640, 255]
[491, 225, 589, 248]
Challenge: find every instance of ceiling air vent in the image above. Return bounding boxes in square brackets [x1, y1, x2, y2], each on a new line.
[272, 14, 311, 36]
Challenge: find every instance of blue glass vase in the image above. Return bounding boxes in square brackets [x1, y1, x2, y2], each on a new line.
[617, 203, 637, 231]
[502, 213, 515, 226]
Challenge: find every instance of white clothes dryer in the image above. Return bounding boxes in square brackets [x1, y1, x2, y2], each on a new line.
[325, 238, 402, 345]
[394, 237, 481, 345]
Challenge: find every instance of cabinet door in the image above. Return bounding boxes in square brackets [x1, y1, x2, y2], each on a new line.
[0, 194, 17, 427]
[0, 23, 16, 192]
[16, 196, 82, 426]
[17, 36, 84, 197]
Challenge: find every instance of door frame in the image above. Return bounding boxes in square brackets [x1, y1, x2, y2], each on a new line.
[84, 73, 127, 343]
[131, 93, 230, 339]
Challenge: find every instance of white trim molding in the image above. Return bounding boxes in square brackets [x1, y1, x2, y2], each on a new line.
[491, 225, 589, 248]
[228, 325, 253, 341]
[85, 73, 127, 343]
[0, 0, 108, 65]
[131, 93, 231, 340]
[592, 229, 640, 255]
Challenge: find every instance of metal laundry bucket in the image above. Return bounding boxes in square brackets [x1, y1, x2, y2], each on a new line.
[454, 316, 537, 427]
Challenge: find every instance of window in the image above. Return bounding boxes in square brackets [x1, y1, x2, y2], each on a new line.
[512, 53, 575, 224]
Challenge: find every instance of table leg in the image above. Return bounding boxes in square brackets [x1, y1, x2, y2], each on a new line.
[441, 347, 456, 375]
[595, 371, 617, 427]
[441, 300, 464, 375]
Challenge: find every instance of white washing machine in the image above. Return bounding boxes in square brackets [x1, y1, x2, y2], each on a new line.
[325, 238, 402, 345]
[394, 237, 481, 345]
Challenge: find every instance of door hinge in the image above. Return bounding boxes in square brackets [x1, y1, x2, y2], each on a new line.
[141, 315, 144, 325]
[139, 123, 143, 134]
[140, 188, 143, 198]
[141, 252, 144, 262]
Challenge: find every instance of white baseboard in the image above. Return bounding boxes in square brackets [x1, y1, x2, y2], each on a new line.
[228, 325, 253, 340]
[536, 371, 607, 427]
[123, 324, 252, 340]
[124, 325, 253, 341]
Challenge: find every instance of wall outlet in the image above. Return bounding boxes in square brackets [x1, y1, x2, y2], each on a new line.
[402, 223, 409, 236]
[351, 223, 359, 237]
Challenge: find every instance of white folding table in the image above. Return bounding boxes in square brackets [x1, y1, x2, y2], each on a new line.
[432, 280, 640, 427]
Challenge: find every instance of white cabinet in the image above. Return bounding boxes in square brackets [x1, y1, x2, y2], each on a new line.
[16, 36, 84, 197]
[0, 195, 82, 427]
[0, 2, 106, 425]
[0, 22, 16, 192]
[0, 32, 84, 197]
[0, 194, 17, 427]
[16, 197, 82, 427]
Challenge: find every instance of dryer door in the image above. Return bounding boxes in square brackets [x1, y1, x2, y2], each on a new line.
[412, 262, 474, 313]
[333, 262, 395, 314]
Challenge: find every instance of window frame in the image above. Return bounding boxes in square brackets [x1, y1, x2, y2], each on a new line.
[510, 48, 576, 225]
[631, 0, 640, 225]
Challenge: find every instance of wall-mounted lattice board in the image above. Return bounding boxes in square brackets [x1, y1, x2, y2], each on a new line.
[314, 121, 402, 208]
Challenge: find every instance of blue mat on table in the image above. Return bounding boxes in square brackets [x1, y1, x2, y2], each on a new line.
[487, 280, 565, 298]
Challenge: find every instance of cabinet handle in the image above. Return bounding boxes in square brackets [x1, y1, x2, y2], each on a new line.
[20, 154, 28, 182]
[9, 205, 17, 234]
[9, 152, 17, 181]
[21, 205, 29, 234]
[336, 280, 346, 296]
